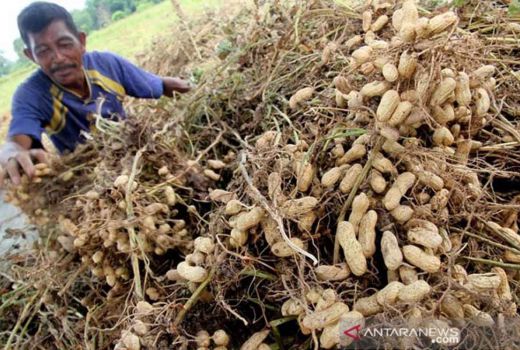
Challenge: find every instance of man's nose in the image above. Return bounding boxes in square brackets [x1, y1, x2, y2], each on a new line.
[52, 48, 66, 63]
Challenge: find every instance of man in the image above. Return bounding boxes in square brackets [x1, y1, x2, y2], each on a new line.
[0, 1, 191, 186]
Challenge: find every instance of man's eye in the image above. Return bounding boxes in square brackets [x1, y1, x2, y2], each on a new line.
[61, 40, 76, 48]
[36, 48, 49, 56]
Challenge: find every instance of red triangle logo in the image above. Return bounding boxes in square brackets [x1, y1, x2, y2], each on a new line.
[343, 324, 362, 341]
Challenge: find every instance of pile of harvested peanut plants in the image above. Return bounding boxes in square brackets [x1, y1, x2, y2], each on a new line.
[2, 0, 520, 349]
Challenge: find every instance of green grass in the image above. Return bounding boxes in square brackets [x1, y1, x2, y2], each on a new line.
[86, 0, 218, 59]
[0, 0, 219, 140]
[0, 65, 35, 119]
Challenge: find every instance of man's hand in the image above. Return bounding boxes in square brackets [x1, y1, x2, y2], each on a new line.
[162, 77, 192, 97]
[0, 140, 48, 187]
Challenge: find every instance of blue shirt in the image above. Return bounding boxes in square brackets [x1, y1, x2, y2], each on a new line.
[8, 51, 163, 153]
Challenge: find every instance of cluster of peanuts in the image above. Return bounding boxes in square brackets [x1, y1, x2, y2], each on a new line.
[165, 153, 235, 184]
[279, 288, 364, 348]
[291, 0, 498, 160]
[4, 163, 52, 226]
[277, 265, 514, 349]
[239, 1, 517, 347]
[308, 125, 455, 279]
[55, 168, 194, 288]
[345, 0, 496, 156]
[206, 134, 450, 348]
[193, 329, 231, 350]
[206, 135, 333, 258]
[121, 326, 233, 350]
[115, 302, 231, 350]
[209, 188, 312, 257]
[207, 130, 515, 348]
[114, 301, 161, 350]
[165, 236, 215, 290]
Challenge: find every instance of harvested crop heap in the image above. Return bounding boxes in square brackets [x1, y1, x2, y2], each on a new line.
[2, 0, 520, 349]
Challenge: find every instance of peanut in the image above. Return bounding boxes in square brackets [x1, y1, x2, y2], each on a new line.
[289, 87, 314, 109]
[402, 245, 441, 273]
[337, 221, 367, 276]
[302, 302, 349, 330]
[358, 210, 378, 257]
[382, 172, 416, 211]
[381, 231, 403, 270]
[398, 280, 431, 302]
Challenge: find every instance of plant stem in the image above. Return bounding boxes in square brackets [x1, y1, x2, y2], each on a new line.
[126, 149, 145, 300]
[456, 228, 520, 255]
[4, 292, 39, 350]
[463, 256, 520, 270]
[173, 265, 215, 327]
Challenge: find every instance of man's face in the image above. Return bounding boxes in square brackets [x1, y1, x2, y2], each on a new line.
[24, 20, 86, 88]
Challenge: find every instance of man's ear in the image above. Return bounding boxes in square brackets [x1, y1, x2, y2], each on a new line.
[79, 32, 87, 51]
[23, 48, 35, 63]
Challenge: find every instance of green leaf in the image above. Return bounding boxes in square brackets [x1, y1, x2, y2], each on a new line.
[452, 0, 465, 7]
[269, 316, 297, 350]
[509, 0, 520, 15]
[216, 39, 233, 59]
[240, 267, 277, 281]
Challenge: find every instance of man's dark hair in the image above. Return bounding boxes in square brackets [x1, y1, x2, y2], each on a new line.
[18, 1, 79, 47]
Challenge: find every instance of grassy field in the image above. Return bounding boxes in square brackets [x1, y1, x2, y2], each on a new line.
[0, 0, 219, 140]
